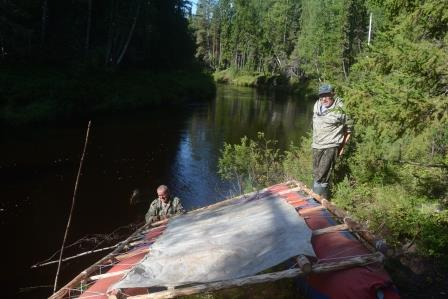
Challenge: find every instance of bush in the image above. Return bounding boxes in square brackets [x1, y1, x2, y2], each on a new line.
[218, 132, 284, 194]
[283, 133, 313, 186]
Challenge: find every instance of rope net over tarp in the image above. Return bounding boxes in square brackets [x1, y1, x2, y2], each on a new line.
[109, 191, 315, 291]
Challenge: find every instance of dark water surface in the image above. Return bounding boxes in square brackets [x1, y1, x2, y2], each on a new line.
[0, 84, 314, 298]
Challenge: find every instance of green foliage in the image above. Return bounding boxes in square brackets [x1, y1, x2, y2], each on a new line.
[293, 0, 368, 81]
[191, 0, 301, 73]
[1, 0, 196, 69]
[0, 68, 216, 124]
[218, 132, 284, 193]
[331, 0, 448, 260]
[213, 0, 448, 263]
[333, 181, 448, 262]
[283, 134, 313, 185]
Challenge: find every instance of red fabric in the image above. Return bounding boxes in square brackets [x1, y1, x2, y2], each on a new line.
[79, 251, 147, 298]
[279, 186, 400, 299]
[145, 225, 167, 241]
[79, 225, 168, 298]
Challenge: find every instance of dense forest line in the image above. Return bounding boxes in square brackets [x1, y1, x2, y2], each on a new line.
[1, 0, 195, 68]
[191, 0, 366, 85]
[209, 0, 448, 291]
[0, 0, 215, 124]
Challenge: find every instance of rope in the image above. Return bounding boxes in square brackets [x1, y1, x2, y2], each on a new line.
[53, 121, 92, 293]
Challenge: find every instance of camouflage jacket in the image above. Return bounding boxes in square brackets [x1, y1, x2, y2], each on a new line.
[145, 196, 184, 224]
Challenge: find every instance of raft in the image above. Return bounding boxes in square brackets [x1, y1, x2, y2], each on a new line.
[50, 181, 400, 299]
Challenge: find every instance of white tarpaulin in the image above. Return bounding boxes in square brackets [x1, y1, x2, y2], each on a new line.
[111, 193, 315, 290]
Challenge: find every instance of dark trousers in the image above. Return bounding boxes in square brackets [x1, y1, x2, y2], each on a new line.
[313, 147, 338, 183]
[312, 147, 338, 199]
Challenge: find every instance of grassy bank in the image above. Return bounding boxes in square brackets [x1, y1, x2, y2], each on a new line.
[0, 67, 216, 125]
[213, 68, 307, 93]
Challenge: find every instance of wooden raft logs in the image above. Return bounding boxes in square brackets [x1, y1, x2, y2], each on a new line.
[123, 252, 384, 299]
[294, 180, 392, 255]
[49, 219, 167, 299]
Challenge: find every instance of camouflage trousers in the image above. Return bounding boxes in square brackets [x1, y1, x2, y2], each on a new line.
[312, 147, 338, 199]
[313, 147, 338, 183]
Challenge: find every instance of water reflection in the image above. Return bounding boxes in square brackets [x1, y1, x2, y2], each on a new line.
[169, 84, 313, 210]
[0, 84, 314, 298]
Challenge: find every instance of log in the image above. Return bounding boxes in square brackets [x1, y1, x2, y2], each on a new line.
[312, 224, 348, 236]
[49, 221, 154, 299]
[296, 255, 311, 274]
[299, 205, 324, 213]
[31, 245, 117, 268]
[90, 270, 128, 281]
[50, 184, 295, 297]
[294, 181, 390, 255]
[115, 247, 150, 261]
[190, 184, 300, 214]
[126, 252, 384, 299]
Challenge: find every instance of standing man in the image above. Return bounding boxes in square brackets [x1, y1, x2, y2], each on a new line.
[145, 185, 185, 224]
[312, 83, 352, 199]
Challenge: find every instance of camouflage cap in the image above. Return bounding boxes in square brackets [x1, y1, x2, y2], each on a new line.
[318, 83, 334, 96]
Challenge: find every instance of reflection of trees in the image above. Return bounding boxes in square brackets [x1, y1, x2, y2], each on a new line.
[170, 85, 314, 208]
[212, 85, 313, 149]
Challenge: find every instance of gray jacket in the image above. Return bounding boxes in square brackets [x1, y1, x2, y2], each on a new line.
[312, 97, 352, 149]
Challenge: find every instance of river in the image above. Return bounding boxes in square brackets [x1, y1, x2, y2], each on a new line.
[0, 84, 314, 298]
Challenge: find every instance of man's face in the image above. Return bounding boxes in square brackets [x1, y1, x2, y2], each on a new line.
[157, 189, 170, 204]
[319, 93, 335, 108]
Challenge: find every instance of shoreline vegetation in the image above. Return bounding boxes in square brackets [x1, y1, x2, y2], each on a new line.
[0, 68, 216, 125]
[196, 0, 447, 295]
[213, 68, 306, 92]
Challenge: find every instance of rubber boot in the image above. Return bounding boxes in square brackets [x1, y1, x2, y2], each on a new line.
[313, 181, 329, 199]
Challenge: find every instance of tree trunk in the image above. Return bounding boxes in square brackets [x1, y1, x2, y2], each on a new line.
[218, 34, 222, 68]
[105, 0, 116, 65]
[40, 0, 48, 48]
[85, 0, 92, 53]
[116, 0, 141, 65]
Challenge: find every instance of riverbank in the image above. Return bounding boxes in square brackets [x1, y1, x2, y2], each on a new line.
[0, 67, 216, 125]
[213, 68, 310, 93]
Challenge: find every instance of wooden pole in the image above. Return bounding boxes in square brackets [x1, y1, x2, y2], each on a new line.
[294, 181, 390, 255]
[53, 121, 92, 293]
[32, 245, 116, 268]
[49, 221, 154, 299]
[368, 13, 373, 46]
[295, 255, 311, 274]
[312, 224, 348, 236]
[126, 252, 383, 299]
[33, 220, 165, 269]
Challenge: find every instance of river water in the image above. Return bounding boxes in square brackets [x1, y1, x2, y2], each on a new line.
[0, 84, 314, 298]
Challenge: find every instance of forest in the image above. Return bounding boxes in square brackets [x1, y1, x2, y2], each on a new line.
[0, 0, 214, 124]
[1, 0, 447, 296]
[207, 0, 448, 293]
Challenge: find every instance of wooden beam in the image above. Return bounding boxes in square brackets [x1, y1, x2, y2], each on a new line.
[296, 255, 311, 274]
[126, 252, 383, 299]
[293, 181, 390, 255]
[312, 224, 348, 236]
[115, 248, 150, 261]
[49, 221, 155, 299]
[90, 270, 127, 281]
[299, 205, 324, 213]
[192, 185, 301, 214]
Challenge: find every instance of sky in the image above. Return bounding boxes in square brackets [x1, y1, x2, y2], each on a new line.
[191, 0, 198, 14]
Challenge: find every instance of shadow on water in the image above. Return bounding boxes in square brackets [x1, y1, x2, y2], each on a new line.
[0, 84, 314, 298]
